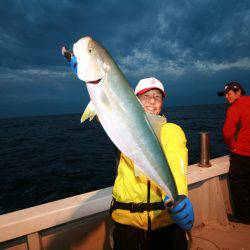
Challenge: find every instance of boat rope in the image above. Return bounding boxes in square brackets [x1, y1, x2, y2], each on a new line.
[191, 235, 222, 250]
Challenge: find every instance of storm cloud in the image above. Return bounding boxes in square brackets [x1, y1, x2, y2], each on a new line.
[0, 0, 250, 117]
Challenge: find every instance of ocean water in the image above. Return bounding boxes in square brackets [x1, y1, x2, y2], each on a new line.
[0, 104, 228, 215]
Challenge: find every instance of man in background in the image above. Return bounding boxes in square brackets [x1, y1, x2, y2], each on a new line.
[217, 82, 250, 223]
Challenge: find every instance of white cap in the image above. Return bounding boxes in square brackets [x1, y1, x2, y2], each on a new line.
[134, 77, 166, 97]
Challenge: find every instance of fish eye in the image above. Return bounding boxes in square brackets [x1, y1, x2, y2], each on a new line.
[88, 46, 94, 54]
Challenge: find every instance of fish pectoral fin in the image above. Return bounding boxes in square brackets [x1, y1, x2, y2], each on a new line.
[145, 113, 167, 141]
[81, 101, 96, 123]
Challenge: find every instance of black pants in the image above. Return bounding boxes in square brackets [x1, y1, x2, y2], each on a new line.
[113, 223, 187, 250]
[229, 153, 250, 223]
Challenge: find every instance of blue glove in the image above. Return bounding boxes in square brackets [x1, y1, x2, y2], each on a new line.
[61, 46, 78, 75]
[69, 55, 78, 75]
[164, 195, 194, 231]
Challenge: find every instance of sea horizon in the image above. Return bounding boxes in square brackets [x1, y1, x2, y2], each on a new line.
[0, 103, 228, 214]
[0, 102, 227, 120]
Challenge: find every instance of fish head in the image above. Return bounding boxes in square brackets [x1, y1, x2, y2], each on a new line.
[73, 36, 110, 84]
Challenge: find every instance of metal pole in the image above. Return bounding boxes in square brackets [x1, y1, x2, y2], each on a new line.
[198, 132, 211, 168]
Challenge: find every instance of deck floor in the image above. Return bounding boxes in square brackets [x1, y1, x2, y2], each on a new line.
[190, 222, 250, 250]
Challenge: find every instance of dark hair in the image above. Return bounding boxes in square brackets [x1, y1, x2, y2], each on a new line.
[232, 88, 245, 96]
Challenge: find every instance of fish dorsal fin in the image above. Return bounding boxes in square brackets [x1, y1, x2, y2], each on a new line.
[145, 113, 167, 141]
[81, 101, 96, 123]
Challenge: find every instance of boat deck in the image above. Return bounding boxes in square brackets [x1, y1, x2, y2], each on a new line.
[191, 222, 250, 250]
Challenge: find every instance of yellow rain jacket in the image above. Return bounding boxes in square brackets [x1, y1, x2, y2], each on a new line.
[111, 122, 188, 230]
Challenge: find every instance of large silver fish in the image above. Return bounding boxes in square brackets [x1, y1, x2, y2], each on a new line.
[73, 36, 178, 201]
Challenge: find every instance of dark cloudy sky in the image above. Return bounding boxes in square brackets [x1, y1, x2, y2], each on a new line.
[0, 0, 250, 118]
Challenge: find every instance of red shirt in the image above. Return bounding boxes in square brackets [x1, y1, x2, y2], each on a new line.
[223, 96, 250, 156]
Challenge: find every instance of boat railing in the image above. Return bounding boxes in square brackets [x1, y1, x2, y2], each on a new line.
[0, 156, 231, 249]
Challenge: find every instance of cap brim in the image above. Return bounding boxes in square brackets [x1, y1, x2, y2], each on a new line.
[217, 91, 226, 96]
[136, 87, 166, 97]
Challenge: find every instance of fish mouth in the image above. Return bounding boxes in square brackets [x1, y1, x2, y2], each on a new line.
[86, 78, 102, 84]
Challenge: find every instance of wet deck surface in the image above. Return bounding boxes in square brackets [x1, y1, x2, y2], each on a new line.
[190, 222, 250, 250]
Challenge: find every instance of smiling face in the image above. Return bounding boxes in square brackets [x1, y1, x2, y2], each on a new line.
[225, 90, 242, 104]
[137, 89, 163, 115]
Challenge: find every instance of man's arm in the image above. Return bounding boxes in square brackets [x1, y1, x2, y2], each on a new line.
[223, 106, 240, 148]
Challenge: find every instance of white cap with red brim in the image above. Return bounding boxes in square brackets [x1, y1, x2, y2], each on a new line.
[134, 77, 166, 97]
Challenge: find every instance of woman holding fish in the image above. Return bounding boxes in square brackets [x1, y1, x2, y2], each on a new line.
[62, 37, 194, 250]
